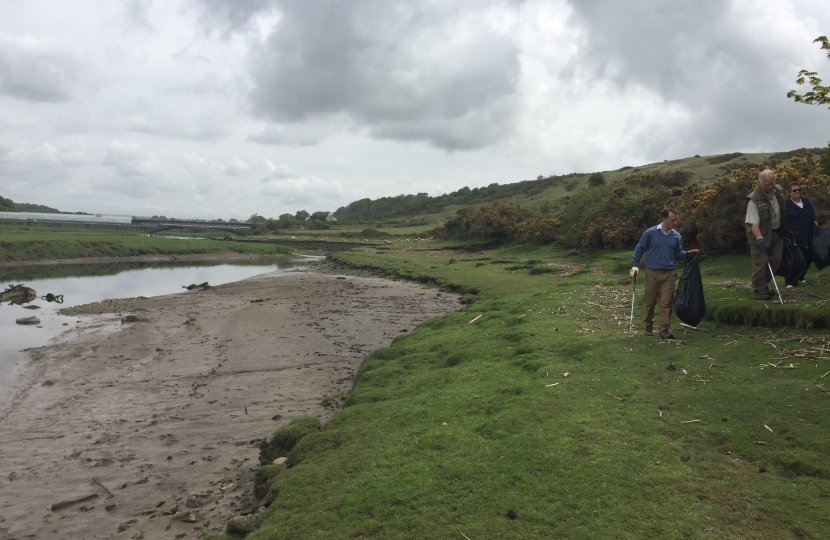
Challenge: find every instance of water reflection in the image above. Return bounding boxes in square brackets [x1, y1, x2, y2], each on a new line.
[0, 258, 281, 282]
[0, 257, 317, 382]
[152, 235, 205, 240]
[0, 284, 38, 305]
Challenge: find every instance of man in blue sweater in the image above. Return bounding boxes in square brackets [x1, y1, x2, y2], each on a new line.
[630, 208, 698, 338]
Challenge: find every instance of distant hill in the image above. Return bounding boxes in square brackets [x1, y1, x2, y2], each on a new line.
[0, 195, 15, 212]
[333, 147, 827, 224]
[8, 201, 91, 215]
[333, 172, 584, 222]
[14, 202, 63, 213]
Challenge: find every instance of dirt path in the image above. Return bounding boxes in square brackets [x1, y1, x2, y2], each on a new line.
[0, 268, 459, 539]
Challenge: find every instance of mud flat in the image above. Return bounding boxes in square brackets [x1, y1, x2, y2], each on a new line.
[0, 266, 460, 539]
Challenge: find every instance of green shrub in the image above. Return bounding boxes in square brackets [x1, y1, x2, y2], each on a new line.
[820, 142, 830, 176]
[359, 227, 391, 237]
[588, 172, 606, 187]
[0, 195, 15, 212]
[516, 217, 559, 244]
[431, 203, 524, 240]
[306, 220, 331, 230]
[555, 170, 689, 249]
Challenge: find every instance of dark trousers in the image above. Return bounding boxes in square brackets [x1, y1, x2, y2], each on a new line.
[785, 247, 813, 286]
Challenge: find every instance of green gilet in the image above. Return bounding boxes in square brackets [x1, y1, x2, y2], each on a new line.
[745, 186, 787, 244]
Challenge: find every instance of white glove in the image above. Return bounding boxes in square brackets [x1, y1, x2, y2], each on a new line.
[630, 267, 639, 279]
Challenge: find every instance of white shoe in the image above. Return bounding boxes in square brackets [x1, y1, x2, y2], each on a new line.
[799, 280, 806, 284]
[786, 285, 793, 289]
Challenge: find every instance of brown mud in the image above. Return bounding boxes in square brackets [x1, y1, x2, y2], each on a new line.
[0, 267, 460, 539]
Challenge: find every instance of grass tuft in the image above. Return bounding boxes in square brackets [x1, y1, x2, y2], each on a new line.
[258, 416, 321, 466]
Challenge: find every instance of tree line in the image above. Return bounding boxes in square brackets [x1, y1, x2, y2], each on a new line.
[247, 210, 334, 235]
[331, 173, 585, 223]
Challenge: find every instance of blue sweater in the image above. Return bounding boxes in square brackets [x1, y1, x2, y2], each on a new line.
[631, 224, 688, 270]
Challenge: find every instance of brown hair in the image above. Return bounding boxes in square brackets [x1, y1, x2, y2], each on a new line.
[788, 181, 801, 192]
[661, 207, 679, 219]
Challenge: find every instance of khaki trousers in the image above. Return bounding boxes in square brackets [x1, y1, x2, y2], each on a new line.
[644, 268, 676, 331]
[749, 232, 783, 293]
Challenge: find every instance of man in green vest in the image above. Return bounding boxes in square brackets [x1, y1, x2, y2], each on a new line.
[745, 169, 788, 300]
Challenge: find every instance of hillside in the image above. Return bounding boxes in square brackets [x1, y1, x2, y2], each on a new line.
[3, 147, 825, 229]
[14, 202, 64, 213]
[333, 147, 827, 225]
[0, 195, 88, 215]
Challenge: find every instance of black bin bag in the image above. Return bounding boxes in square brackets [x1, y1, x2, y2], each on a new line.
[775, 233, 807, 282]
[674, 251, 705, 327]
[812, 227, 830, 270]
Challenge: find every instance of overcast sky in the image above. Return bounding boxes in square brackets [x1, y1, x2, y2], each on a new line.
[1, 0, 828, 219]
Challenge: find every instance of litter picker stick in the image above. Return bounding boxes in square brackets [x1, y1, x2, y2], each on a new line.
[628, 274, 637, 334]
[767, 261, 784, 305]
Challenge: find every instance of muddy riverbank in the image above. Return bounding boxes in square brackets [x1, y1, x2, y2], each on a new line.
[0, 266, 460, 539]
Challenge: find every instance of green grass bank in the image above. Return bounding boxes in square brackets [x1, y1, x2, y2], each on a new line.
[0, 226, 294, 262]
[212, 244, 830, 540]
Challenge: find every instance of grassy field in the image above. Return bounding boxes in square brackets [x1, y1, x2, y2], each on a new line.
[0, 226, 294, 262]
[212, 242, 830, 540]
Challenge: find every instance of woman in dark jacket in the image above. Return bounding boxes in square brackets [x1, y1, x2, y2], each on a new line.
[784, 181, 818, 287]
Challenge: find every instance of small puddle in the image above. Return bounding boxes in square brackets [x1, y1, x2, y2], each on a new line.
[0, 256, 320, 383]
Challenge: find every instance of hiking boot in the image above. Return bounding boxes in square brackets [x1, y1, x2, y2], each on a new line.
[755, 291, 771, 301]
[644, 323, 654, 336]
[659, 329, 673, 339]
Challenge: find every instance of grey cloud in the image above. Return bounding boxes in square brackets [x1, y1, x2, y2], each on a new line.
[258, 175, 345, 206]
[248, 123, 327, 147]
[194, 0, 274, 31]
[0, 139, 95, 207]
[225, 158, 250, 177]
[0, 139, 92, 176]
[368, 96, 515, 151]
[238, 1, 522, 150]
[124, 0, 155, 30]
[0, 33, 85, 102]
[101, 141, 159, 178]
[568, 0, 829, 156]
[127, 116, 228, 141]
[568, 0, 730, 98]
[120, 98, 230, 141]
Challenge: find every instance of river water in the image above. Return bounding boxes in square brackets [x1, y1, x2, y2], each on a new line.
[0, 257, 319, 383]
